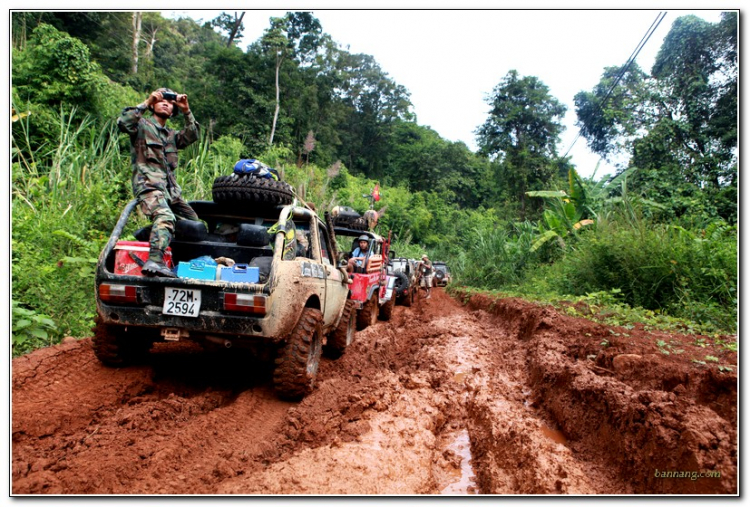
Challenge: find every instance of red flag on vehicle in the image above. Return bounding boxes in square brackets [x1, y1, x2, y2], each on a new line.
[372, 183, 381, 202]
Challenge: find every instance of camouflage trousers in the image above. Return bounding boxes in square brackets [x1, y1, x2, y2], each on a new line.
[138, 190, 199, 263]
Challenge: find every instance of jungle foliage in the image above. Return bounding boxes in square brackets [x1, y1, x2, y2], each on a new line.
[11, 11, 737, 354]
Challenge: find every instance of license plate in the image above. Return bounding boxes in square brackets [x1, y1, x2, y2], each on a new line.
[163, 287, 201, 317]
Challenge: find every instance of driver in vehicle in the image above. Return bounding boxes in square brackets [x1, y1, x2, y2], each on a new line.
[347, 235, 371, 274]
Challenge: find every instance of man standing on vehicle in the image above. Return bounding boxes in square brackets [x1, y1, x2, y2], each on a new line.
[347, 235, 371, 274]
[117, 88, 200, 278]
[418, 254, 434, 299]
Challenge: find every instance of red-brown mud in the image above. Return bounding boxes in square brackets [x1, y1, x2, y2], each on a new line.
[12, 289, 737, 495]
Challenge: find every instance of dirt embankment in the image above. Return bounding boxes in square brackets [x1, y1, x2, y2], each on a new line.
[12, 289, 737, 495]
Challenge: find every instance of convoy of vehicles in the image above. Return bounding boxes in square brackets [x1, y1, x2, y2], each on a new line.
[93, 176, 445, 399]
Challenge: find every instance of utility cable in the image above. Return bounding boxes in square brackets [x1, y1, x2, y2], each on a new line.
[562, 11, 667, 159]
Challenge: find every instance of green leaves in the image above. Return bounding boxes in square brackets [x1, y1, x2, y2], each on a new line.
[12, 300, 57, 357]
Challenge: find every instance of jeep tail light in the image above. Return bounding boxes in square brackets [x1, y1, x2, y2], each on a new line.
[99, 283, 138, 304]
[223, 293, 266, 315]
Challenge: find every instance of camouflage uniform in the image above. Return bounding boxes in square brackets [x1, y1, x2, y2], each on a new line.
[117, 105, 200, 263]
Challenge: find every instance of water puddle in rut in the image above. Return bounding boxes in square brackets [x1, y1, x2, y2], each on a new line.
[440, 429, 478, 494]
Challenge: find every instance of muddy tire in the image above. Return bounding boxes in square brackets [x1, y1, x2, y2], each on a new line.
[212, 174, 294, 206]
[356, 293, 378, 330]
[402, 287, 414, 307]
[392, 272, 409, 301]
[273, 308, 324, 400]
[378, 294, 395, 321]
[92, 317, 152, 367]
[325, 300, 357, 358]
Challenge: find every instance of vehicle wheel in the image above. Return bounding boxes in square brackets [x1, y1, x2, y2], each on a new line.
[378, 294, 395, 321]
[356, 293, 378, 330]
[403, 286, 414, 307]
[273, 308, 323, 400]
[325, 300, 357, 358]
[92, 316, 152, 367]
[435, 270, 445, 285]
[392, 272, 409, 299]
[212, 174, 294, 206]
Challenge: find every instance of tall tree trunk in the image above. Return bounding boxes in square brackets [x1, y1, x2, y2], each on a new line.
[131, 12, 142, 75]
[269, 51, 283, 146]
[226, 11, 245, 47]
[145, 27, 158, 60]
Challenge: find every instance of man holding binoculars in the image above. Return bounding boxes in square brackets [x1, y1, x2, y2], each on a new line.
[117, 88, 201, 277]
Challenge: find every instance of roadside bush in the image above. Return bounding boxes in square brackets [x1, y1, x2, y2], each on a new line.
[545, 218, 737, 331]
[456, 220, 539, 288]
[12, 300, 57, 357]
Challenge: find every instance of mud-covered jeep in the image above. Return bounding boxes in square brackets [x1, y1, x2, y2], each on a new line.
[93, 198, 355, 399]
[333, 227, 395, 330]
[433, 261, 452, 287]
[387, 257, 417, 307]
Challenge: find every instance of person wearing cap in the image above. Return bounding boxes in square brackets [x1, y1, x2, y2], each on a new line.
[418, 254, 434, 298]
[347, 235, 371, 274]
[117, 88, 201, 277]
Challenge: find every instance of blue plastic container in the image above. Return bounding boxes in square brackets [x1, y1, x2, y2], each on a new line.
[176, 260, 217, 280]
[220, 264, 260, 283]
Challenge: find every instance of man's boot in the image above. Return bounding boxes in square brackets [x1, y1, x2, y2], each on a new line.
[142, 260, 177, 278]
[142, 250, 177, 278]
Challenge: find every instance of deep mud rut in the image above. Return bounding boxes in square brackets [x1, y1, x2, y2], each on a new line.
[12, 289, 737, 495]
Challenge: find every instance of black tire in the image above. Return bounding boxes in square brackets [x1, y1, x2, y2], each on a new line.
[92, 317, 152, 367]
[356, 293, 378, 330]
[403, 287, 414, 307]
[273, 308, 323, 400]
[393, 271, 410, 298]
[378, 294, 395, 321]
[212, 174, 294, 206]
[332, 215, 367, 231]
[325, 300, 357, 358]
[350, 217, 368, 231]
[435, 270, 446, 286]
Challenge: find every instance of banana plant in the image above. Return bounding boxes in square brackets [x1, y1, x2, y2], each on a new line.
[526, 168, 595, 251]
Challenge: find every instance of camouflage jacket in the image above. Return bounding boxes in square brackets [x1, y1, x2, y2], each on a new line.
[117, 106, 200, 200]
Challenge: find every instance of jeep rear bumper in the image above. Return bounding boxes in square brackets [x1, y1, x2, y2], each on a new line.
[96, 301, 276, 341]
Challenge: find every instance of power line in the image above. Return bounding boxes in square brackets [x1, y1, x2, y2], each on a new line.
[562, 11, 668, 159]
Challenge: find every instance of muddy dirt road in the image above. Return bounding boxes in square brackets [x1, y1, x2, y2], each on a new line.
[12, 289, 737, 495]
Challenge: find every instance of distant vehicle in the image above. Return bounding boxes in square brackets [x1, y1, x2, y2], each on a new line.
[433, 262, 452, 287]
[387, 257, 418, 307]
[333, 227, 396, 329]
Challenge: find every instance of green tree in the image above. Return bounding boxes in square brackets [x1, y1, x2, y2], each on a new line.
[573, 62, 652, 162]
[575, 13, 737, 223]
[335, 51, 413, 178]
[476, 70, 567, 219]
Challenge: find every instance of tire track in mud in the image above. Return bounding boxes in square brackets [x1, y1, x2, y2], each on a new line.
[12, 289, 736, 495]
[13, 341, 293, 494]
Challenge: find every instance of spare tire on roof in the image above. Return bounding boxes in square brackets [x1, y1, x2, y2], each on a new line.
[212, 173, 294, 206]
[331, 206, 368, 230]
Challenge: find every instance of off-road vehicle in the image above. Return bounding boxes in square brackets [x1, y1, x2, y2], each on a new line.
[387, 257, 417, 307]
[433, 261, 452, 287]
[333, 227, 395, 329]
[93, 197, 355, 400]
